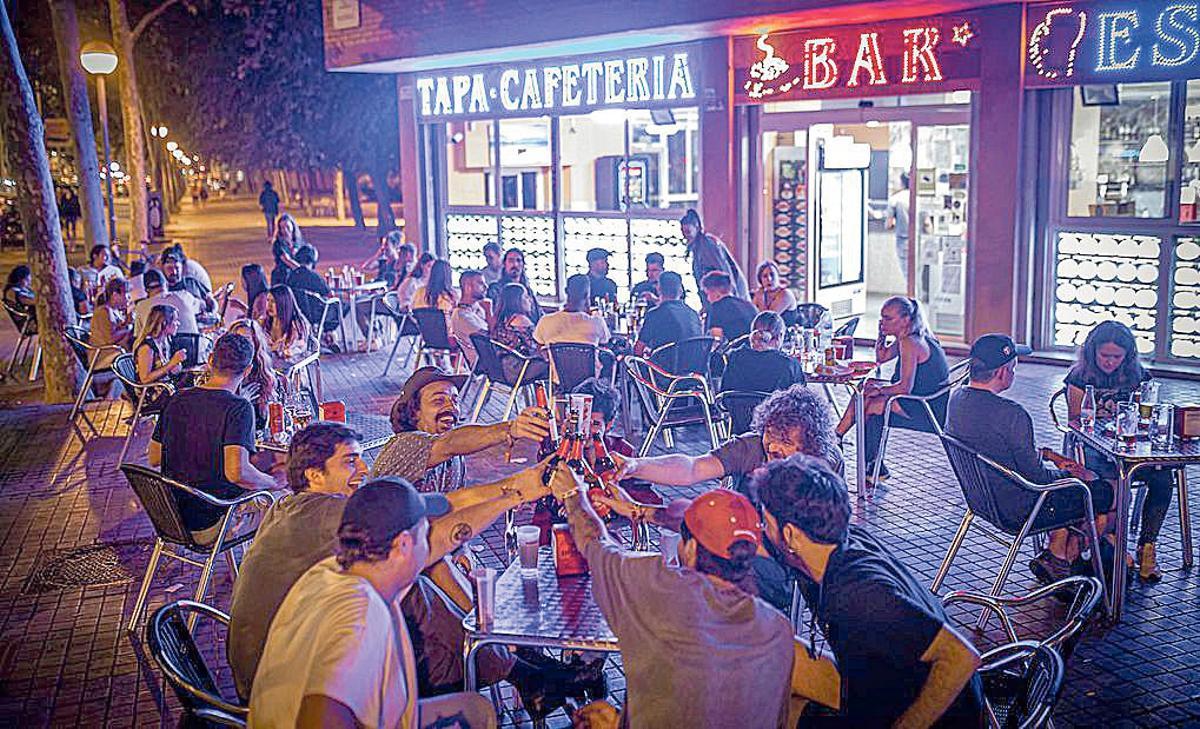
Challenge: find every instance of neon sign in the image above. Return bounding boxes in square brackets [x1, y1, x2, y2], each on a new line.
[415, 47, 697, 119]
[1024, 2, 1200, 87]
[735, 15, 982, 104]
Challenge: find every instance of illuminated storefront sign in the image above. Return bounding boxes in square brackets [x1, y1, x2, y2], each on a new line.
[1025, 1, 1200, 86]
[414, 45, 698, 120]
[733, 15, 982, 104]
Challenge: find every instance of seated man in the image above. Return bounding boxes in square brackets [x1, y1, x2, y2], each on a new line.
[753, 456, 985, 727]
[550, 463, 794, 729]
[630, 251, 664, 306]
[947, 333, 1112, 583]
[228, 423, 595, 710]
[720, 311, 807, 394]
[533, 274, 611, 380]
[134, 269, 199, 337]
[702, 270, 757, 342]
[161, 248, 215, 314]
[585, 247, 618, 303]
[288, 244, 346, 335]
[449, 269, 490, 366]
[249, 478, 496, 729]
[148, 333, 281, 542]
[633, 271, 700, 356]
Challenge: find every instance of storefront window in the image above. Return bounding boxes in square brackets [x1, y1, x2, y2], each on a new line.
[1171, 236, 1200, 359]
[628, 108, 699, 210]
[1067, 82, 1171, 219]
[560, 110, 628, 212]
[1052, 231, 1159, 355]
[446, 121, 494, 207]
[1180, 82, 1200, 224]
[498, 117, 551, 211]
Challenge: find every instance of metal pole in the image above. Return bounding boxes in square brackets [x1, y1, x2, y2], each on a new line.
[96, 75, 116, 243]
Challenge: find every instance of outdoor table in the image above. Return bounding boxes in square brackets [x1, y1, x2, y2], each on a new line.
[1068, 423, 1199, 622]
[462, 547, 619, 692]
[258, 410, 394, 454]
[807, 362, 877, 499]
[328, 279, 387, 353]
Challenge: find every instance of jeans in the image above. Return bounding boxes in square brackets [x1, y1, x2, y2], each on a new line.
[1080, 443, 1176, 546]
[264, 211, 276, 235]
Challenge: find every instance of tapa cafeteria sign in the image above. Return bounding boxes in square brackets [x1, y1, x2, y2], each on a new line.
[1025, 2, 1200, 86]
[414, 48, 697, 119]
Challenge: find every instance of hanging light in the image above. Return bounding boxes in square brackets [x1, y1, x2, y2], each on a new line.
[1139, 134, 1169, 163]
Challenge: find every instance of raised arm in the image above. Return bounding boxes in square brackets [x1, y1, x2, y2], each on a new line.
[615, 451, 726, 487]
[427, 406, 550, 467]
[425, 461, 550, 565]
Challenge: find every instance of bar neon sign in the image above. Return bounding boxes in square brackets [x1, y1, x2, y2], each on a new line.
[1024, 2, 1200, 87]
[734, 15, 982, 104]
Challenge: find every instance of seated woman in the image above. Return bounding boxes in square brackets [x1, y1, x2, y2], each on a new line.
[720, 311, 806, 394]
[752, 261, 797, 315]
[490, 282, 549, 383]
[225, 263, 270, 324]
[69, 268, 91, 317]
[395, 252, 434, 311]
[261, 285, 311, 366]
[227, 318, 280, 430]
[1065, 320, 1176, 581]
[131, 304, 187, 410]
[91, 277, 134, 366]
[412, 259, 458, 314]
[360, 230, 404, 287]
[3, 265, 36, 332]
[835, 296, 949, 482]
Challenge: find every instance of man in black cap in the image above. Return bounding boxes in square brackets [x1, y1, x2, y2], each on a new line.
[250, 477, 497, 728]
[947, 333, 1112, 584]
[631, 251, 665, 305]
[585, 247, 618, 303]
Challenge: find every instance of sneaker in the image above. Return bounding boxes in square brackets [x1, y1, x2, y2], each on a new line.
[1029, 549, 1073, 585]
[1138, 542, 1163, 582]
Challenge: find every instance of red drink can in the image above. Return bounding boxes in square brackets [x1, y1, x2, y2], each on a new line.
[319, 401, 346, 422]
[268, 402, 284, 435]
[552, 524, 588, 576]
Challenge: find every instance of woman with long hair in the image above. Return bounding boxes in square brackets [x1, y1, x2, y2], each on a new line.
[1065, 321, 1175, 581]
[396, 252, 434, 309]
[92, 277, 134, 361]
[262, 285, 311, 363]
[413, 259, 457, 313]
[224, 263, 271, 323]
[752, 261, 797, 315]
[4, 265, 36, 333]
[269, 213, 305, 287]
[490, 282, 548, 382]
[835, 296, 949, 482]
[361, 230, 405, 287]
[133, 304, 186, 385]
[228, 318, 279, 428]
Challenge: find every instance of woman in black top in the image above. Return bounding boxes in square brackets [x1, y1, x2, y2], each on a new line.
[1065, 321, 1174, 581]
[269, 214, 305, 287]
[4, 265, 36, 333]
[835, 296, 949, 481]
[720, 311, 806, 394]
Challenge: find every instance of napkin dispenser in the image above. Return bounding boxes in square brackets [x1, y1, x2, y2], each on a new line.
[1174, 405, 1200, 439]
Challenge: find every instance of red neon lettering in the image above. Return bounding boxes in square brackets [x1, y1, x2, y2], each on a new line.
[803, 38, 839, 90]
[902, 27, 944, 83]
[848, 32, 888, 87]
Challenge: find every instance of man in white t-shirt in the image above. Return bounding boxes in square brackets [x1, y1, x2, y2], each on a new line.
[249, 477, 496, 729]
[449, 270, 490, 366]
[133, 269, 200, 336]
[80, 244, 123, 289]
[534, 274, 610, 381]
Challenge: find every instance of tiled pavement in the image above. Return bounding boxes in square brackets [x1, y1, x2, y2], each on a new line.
[1, 201, 1200, 726]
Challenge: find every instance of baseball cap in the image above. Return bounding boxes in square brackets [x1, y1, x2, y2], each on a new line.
[970, 333, 1032, 369]
[339, 477, 451, 545]
[682, 489, 762, 559]
[586, 248, 610, 263]
[395, 366, 468, 413]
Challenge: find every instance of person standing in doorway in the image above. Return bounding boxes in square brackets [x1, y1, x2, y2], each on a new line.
[259, 181, 281, 236]
[887, 172, 911, 283]
[680, 208, 748, 312]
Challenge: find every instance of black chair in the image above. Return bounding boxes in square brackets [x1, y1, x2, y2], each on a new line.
[412, 306, 457, 370]
[650, 336, 715, 379]
[869, 359, 970, 490]
[66, 324, 124, 424]
[468, 333, 548, 422]
[111, 353, 175, 463]
[378, 292, 420, 377]
[170, 332, 203, 368]
[791, 303, 829, 329]
[548, 342, 599, 396]
[931, 434, 1108, 629]
[975, 640, 1065, 729]
[295, 289, 344, 355]
[834, 316, 860, 338]
[714, 390, 772, 436]
[146, 600, 247, 727]
[121, 463, 275, 633]
[3, 299, 39, 380]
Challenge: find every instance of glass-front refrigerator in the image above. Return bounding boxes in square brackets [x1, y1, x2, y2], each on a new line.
[810, 130, 869, 321]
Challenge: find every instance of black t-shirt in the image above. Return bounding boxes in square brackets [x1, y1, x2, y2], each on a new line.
[796, 526, 985, 727]
[271, 237, 291, 267]
[637, 299, 701, 351]
[720, 346, 806, 394]
[169, 276, 210, 304]
[1063, 366, 1150, 422]
[631, 279, 658, 301]
[588, 274, 618, 302]
[707, 295, 757, 341]
[287, 267, 332, 324]
[152, 388, 258, 532]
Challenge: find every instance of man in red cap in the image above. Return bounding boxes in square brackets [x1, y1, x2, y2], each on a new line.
[548, 465, 795, 729]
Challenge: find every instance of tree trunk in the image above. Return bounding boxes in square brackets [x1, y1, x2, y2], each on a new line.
[369, 163, 395, 232]
[108, 0, 148, 245]
[48, 0, 106, 252]
[344, 167, 365, 228]
[0, 2, 82, 402]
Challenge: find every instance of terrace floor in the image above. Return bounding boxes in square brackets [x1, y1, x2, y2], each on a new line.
[0, 198, 1198, 727]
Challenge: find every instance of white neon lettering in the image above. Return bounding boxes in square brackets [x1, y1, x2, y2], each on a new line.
[581, 62, 604, 105]
[652, 56, 666, 99]
[542, 67, 562, 108]
[803, 38, 838, 90]
[848, 32, 888, 87]
[902, 27, 944, 83]
[604, 59, 625, 103]
[433, 77, 453, 115]
[1154, 4, 1200, 68]
[626, 57, 650, 101]
[561, 64, 582, 106]
[520, 68, 543, 110]
[667, 53, 695, 99]
[415, 77, 435, 116]
[1096, 11, 1142, 71]
[467, 73, 489, 113]
[451, 75, 471, 114]
[499, 69, 520, 111]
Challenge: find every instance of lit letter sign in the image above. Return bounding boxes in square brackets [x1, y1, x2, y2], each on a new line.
[902, 27, 944, 83]
[668, 53, 696, 99]
[848, 32, 888, 87]
[603, 59, 625, 103]
[416, 77, 435, 116]
[1096, 11, 1141, 71]
[561, 64, 582, 107]
[803, 38, 839, 90]
[451, 75, 471, 115]
[499, 69, 520, 111]
[468, 73, 489, 113]
[626, 57, 650, 101]
[1154, 4, 1200, 67]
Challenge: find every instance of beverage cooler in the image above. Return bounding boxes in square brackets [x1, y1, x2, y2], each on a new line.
[810, 132, 869, 322]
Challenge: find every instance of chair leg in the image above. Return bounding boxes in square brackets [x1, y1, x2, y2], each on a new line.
[224, 549, 240, 579]
[1177, 470, 1193, 569]
[663, 428, 675, 449]
[70, 359, 98, 422]
[931, 512, 974, 594]
[28, 340, 41, 382]
[382, 329, 404, 377]
[119, 394, 148, 464]
[127, 539, 165, 633]
[188, 547, 222, 631]
[502, 384, 521, 421]
[639, 401, 672, 457]
[470, 380, 492, 423]
[6, 334, 25, 376]
[976, 531, 1028, 632]
[1130, 487, 1147, 533]
[870, 410, 894, 492]
[700, 400, 721, 451]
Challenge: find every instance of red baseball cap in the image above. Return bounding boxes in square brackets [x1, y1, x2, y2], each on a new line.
[682, 489, 762, 559]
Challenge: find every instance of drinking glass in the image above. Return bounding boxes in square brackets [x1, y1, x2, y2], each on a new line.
[471, 568, 497, 631]
[1116, 402, 1140, 449]
[1139, 382, 1160, 421]
[1151, 404, 1175, 450]
[515, 526, 541, 578]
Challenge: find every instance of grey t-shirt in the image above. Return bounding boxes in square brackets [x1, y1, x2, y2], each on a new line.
[712, 432, 846, 494]
[370, 430, 465, 493]
[584, 538, 794, 729]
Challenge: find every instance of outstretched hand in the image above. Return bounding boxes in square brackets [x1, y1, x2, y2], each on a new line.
[548, 461, 584, 500]
[510, 406, 552, 443]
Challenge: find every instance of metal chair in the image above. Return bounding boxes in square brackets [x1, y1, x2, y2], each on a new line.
[4, 299, 40, 380]
[624, 354, 722, 456]
[931, 434, 1108, 628]
[277, 348, 323, 414]
[379, 293, 420, 377]
[834, 316, 860, 338]
[111, 353, 175, 463]
[791, 303, 830, 329]
[412, 306, 458, 371]
[296, 289, 344, 352]
[468, 334, 548, 422]
[214, 282, 236, 323]
[548, 342, 599, 397]
[868, 359, 970, 491]
[121, 463, 275, 633]
[146, 600, 247, 727]
[975, 640, 1065, 729]
[650, 336, 716, 380]
[65, 325, 124, 424]
[714, 390, 772, 436]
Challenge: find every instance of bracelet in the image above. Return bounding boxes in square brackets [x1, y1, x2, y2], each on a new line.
[558, 487, 582, 502]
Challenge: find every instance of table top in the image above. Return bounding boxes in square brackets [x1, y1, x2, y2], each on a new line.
[328, 280, 387, 294]
[463, 547, 618, 648]
[1069, 422, 1200, 465]
[259, 411, 394, 453]
[805, 363, 877, 385]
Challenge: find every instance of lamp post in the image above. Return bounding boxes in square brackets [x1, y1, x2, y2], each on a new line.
[79, 41, 118, 244]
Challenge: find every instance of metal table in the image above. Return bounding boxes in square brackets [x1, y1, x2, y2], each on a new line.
[1069, 425, 1198, 621]
[329, 279, 387, 353]
[259, 411, 394, 454]
[462, 547, 619, 691]
[808, 363, 876, 499]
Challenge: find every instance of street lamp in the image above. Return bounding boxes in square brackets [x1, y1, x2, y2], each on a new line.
[80, 41, 118, 244]
[166, 141, 178, 152]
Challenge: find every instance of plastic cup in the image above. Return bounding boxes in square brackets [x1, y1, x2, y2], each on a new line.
[1151, 404, 1175, 450]
[470, 568, 496, 631]
[659, 531, 681, 567]
[516, 526, 541, 578]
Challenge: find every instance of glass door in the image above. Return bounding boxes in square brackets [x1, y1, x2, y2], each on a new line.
[913, 124, 970, 338]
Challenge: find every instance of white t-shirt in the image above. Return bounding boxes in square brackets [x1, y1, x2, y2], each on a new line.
[249, 557, 417, 729]
[185, 259, 213, 292]
[133, 290, 200, 336]
[450, 302, 488, 364]
[533, 310, 611, 347]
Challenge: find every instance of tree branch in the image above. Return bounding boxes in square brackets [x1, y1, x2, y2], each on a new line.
[132, 0, 184, 41]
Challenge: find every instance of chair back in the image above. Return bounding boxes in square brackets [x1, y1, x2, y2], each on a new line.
[469, 333, 508, 383]
[170, 333, 202, 368]
[549, 343, 598, 392]
[834, 316, 860, 338]
[978, 641, 1064, 729]
[111, 353, 141, 388]
[120, 463, 196, 547]
[147, 600, 247, 722]
[65, 325, 92, 363]
[413, 307, 453, 350]
[295, 289, 335, 332]
[715, 390, 771, 435]
[939, 433, 1017, 532]
[215, 282, 235, 322]
[651, 336, 715, 377]
[1048, 387, 1071, 436]
[792, 303, 829, 329]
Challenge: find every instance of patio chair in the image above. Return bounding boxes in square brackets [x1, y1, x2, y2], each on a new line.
[931, 434, 1108, 629]
[111, 353, 175, 463]
[791, 303, 830, 329]
[714, 390, 772, 436]
[868, 359, 970, 491]
[975, 640, 1065, 729]
[294, 288, 345, 355]
[833, 316, 860, 338]
[468, 333, 548, 422]
[378, 293, 421, 377]
[412, 306, 458, 371]
[650, 336, 715, 381]
[121, 463, 275, 633]
[146, 600, 248, 727]
[65, 325, 124, 424]
[548, 342, 598, 397]
[4, 299, 40, 381]
[624, 354, 722, 456]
